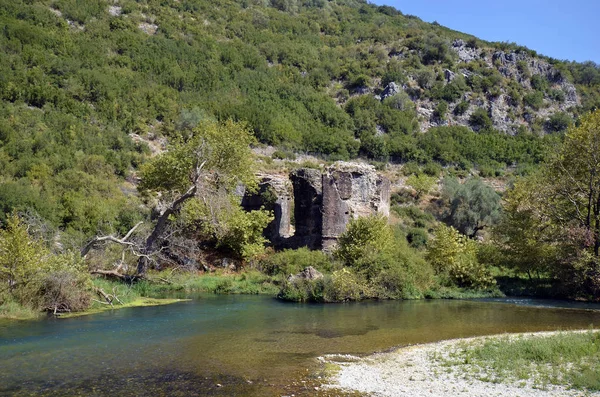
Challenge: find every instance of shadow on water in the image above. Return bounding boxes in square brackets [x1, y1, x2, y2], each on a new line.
[2, 295, 600, 396]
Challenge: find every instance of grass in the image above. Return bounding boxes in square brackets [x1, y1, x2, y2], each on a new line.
[59, 297, 186, 318]
[438, 331, 600, 391]
[0, 299, 43, 320]
[136, 269, 281, 296]
[424, 285, 505, 299]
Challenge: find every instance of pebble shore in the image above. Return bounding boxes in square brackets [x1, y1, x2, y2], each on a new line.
[321, 331, 599, 397]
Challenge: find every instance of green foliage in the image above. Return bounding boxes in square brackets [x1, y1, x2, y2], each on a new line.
[180, 197, 273, 260]
[441, 177, 502, 238]
[426, 224, 495, 289]
[523, 91, 544, 110]
[453, 100, 470, 116]
[141, 120, 258, 194]
[335, 216, 393, 274]
[0, 214, 48, 304]
[469, 108, 493, 131]
[545, 112, 571, 133]
[406, 174, 437, 200]
[0, 214, 91, 312]
[440, 331, 600, 392]
[495, 110, 600, 298]
[260, 248, 337, 276]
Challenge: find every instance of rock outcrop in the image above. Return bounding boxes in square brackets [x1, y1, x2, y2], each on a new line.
[410, 39, 581, 135]
[288, 266, 324, 282]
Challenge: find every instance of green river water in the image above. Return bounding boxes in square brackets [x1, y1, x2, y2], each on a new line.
[1, 295, 600, 396]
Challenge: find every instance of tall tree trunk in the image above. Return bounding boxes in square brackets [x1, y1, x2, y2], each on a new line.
[594, 190, 600, 257]
[136, 184, 198, 275]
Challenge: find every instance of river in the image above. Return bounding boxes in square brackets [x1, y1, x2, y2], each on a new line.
[1, 295, 600, 396]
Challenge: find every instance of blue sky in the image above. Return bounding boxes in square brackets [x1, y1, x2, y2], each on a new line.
[370, 0, 600, 64]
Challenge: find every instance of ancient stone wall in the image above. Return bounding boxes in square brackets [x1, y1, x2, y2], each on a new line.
[240, 174, 293, 243]
[242, 163, 390, 250]
[321, 163, 390, 250]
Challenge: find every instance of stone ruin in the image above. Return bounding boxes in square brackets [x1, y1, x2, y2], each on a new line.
[242, 162, 390, 251]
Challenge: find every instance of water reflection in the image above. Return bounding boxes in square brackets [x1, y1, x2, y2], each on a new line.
[1, 296, 599, 396]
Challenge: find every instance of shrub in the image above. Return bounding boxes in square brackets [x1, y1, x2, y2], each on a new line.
[406, 227, 428, 249]
[323, 269, 363, 302]
[406, 174, 437, 200]
[335, 216, 393, 273]
[523, 91, 544, 110]
[453, 100, 470, 116]
[423, 161, 442, 177]
[391, 188, 415, 205]
[531, 74, 549, 92]
[40, 268, 91, 313]
[426, 224, 495, 289]
[549, 89, 566, 103]
[433, 101, 448, 120]
[401, 161, 421, 176]
[260, 248, 336, 276]
[469, 108, 493, 131]
[545, 112, 571, 133]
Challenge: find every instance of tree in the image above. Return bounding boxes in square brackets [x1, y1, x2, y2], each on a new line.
[441, 177, 501, 238]
[82, 120, 264, 276]
[493, 175, 557, 279]
[137, 119, 263, 273]
[469, 108, 493, 131]
[426, 224, 495, 289]
[406, 174, 436, 200]
[543, 110, 600, 256]
[0, 213, 48, 303]
[335, 216, 393, 277]
[498, 110, 600, 297]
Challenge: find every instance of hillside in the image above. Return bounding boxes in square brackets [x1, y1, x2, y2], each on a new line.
[1, 0, 600, 238]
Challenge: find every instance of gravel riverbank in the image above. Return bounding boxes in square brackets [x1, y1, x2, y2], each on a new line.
[321, 331, 600, 397]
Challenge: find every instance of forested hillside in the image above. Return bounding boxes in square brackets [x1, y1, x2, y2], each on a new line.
[2, 0, 600, 239]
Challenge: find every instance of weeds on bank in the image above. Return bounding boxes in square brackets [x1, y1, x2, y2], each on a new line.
[436, 331, 600, 391]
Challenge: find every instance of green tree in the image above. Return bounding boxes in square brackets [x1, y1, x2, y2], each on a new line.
[335, 216, 393, 276]
[406, 174, 437, 200]
[137, 120, 262, 272]
[0, 214, 48, 303]
[493, 175, 557, 279]
[441, 177, 501, 238]
[426, 224, 495, 288]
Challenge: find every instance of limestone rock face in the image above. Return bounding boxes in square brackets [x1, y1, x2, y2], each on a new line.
[322, 162, 390, 250]
[288, 266, 324, 282]
[290, 168, 323, 249]
[381, 82, 401, 100]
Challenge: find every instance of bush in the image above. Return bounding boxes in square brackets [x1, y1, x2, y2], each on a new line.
[423, 161, 442, 177]
[40, 268, 91, 313]
[401, 161, 421, 176]
[545, 112, 571, 133]
[406, 174, 437, 200]
[335, 216, 393, 273]
[406, 227, 428, 249]
[523, 91, 544, 110]
[549, 89, 566, 103]
[433, 101, 448, 120]
[391, 188, 415, 205]
[453, 100, 470, 116]
[469, 108, 493, 131]
[426, 224, 495, 289]
[260, 248, 336, 276]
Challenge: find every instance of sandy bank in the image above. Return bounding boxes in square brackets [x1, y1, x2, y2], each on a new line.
[321, 331, 600, 397]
